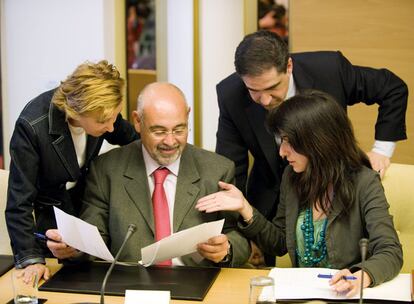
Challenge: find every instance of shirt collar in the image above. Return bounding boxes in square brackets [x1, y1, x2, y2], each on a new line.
[142, 145, 180, 177]
[285, 73, 297, 100]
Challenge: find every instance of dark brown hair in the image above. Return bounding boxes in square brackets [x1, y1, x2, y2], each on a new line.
[234, 30, 289, 76]
[267, 90, 371, 214]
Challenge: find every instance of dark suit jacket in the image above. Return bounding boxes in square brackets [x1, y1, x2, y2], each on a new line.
[5, 89, 138, 268]
[80, 141, 251, 267]
[216, 51, 408, 220]
[240, 166, 403, 286]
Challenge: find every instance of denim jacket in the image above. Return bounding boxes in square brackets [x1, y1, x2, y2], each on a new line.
[5, 89, 139, 268]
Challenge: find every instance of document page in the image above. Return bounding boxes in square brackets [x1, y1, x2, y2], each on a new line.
[53, 207, 114, 262]
[268, 267, 411, 302]
[141, 219, 225, 266]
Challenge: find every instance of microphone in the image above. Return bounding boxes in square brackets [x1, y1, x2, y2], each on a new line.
[99, 223, 137, 304]
[359, 238, 369, 304]
[71, 224, 137, 304]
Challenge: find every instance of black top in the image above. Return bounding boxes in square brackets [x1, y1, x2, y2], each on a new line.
[216, 51, 408, 220]
[5, 89, 139, 268]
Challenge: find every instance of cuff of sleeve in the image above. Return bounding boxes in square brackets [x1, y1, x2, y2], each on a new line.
[219, 242, 233, 265]
[16, 257, 46, 269]
[372, 140, 396, 158]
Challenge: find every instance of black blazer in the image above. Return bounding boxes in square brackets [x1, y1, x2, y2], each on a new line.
[5, 89, 139, 267]
[216, 51, 408, 220]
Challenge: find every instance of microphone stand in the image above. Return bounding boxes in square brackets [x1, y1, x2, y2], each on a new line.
[100, 224, 136, 304]
[359, 238, 369, 304]
[73, 224, 137, 304]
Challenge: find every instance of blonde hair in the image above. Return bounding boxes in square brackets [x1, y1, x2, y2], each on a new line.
[52, 60, 124, 121]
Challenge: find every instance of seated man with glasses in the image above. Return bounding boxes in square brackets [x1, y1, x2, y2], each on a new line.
[45, 82, 250, 267]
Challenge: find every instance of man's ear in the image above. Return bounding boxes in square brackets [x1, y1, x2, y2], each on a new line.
[132, 111, 141, 133]
[287, 57, 293, 75]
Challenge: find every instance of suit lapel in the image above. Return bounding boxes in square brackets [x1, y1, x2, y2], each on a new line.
[291, 56, 315, 92]
[173, 145, 200, 232]
[123, 141, 155, 234]
[84, 136, 101, 166]
[48, 103, 80, 180]
[246, 103, 279, 177]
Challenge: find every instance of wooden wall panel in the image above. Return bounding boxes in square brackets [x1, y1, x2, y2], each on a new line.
[289, 0, 414, 164]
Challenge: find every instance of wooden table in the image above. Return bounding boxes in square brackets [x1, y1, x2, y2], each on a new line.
[0, 259, 269, 304]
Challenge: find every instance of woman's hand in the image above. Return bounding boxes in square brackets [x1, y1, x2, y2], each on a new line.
[329, 268, 372, 297]
[196, 181, 253, 220]
[45, 229, 78, 259]
[22, 263, 50, 283]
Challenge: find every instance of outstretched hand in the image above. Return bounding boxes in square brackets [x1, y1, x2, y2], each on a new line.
[196, 181, 253, 220]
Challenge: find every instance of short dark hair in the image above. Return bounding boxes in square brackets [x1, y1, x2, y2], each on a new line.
[267, 90, 371, 215]
[234, 30, 289, 76]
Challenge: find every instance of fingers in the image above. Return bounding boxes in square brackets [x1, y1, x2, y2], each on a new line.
[197, 234, 229, 263]
[218, 181, 233, 190]
[46, 236, 78, 259]
[248, 241, 265, 266]
[49, 244, 78, 259]
[330, 269, 365, 298]
[45, 229, 77, 259]
[366, 151, 391, 179]
[22, 264, 48, 284]
[196, 182, 246, 213]
[45, 229, 62, 242]
[43, 265, 50, 280]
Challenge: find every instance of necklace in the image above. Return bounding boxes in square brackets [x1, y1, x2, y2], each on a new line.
[296, 208, 328, 266]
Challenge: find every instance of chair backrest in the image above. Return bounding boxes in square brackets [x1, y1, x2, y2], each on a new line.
[0, 169, 12, 254]
[382, 163, 414, 273]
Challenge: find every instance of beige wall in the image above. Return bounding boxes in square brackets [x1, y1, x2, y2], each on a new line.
[290, 0, 413, 164]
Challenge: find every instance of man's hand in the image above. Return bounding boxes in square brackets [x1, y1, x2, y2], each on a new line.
[366, 151, 391, 179]
[22, 263, 50, 283]
[329, 268, 371, 297]
[197, 234, 230, 263]
[45, 229, 78, 259]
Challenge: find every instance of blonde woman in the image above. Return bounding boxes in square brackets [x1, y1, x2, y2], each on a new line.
[5, 60, 139, 281]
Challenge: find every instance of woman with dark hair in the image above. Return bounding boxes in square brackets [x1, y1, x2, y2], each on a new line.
[197, 90, 402, 296]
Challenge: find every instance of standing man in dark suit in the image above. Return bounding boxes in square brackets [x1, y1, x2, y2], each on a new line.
[215, 30, 408, 265]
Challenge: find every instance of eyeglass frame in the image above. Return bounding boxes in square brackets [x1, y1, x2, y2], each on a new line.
[142, 121, 190, 139]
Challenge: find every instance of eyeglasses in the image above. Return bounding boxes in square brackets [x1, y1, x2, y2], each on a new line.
[149, 126, 189, 139]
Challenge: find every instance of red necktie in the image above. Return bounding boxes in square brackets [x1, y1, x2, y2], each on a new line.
[152, 167, 172, 266]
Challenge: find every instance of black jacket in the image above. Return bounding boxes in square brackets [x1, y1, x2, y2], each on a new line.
[5, 89, 139, 267]
[216, 51, 408, 220]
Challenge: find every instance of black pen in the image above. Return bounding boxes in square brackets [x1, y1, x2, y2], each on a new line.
[33, 232, 61, 243]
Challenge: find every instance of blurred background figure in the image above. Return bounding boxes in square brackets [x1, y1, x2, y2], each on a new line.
[258, 0, 289, 44]
[127, 3, 143, 68]
[126, 0, 156, 70]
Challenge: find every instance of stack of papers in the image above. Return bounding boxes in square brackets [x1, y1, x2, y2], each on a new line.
[267, 267, 411, 302]
[53, 207, 225, 266]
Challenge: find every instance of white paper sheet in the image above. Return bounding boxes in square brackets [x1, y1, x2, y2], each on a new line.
[124, 290, 170, 304]
[268, 267, 411, 302]
[141, 219, 225, 266]
[53, 206, 114, 262]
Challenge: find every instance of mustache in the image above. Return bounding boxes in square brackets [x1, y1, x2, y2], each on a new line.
[158, 144, 180, 150]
